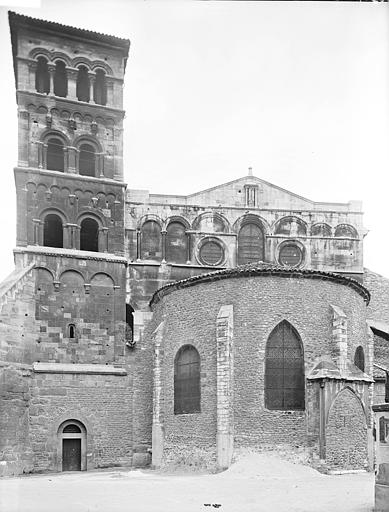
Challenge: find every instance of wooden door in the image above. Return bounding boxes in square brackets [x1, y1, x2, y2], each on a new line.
[62, 439, 81, 471]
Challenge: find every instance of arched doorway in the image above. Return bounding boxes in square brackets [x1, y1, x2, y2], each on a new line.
[58, 420, 87, 471]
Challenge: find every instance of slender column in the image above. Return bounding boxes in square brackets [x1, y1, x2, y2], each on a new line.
[89, 73, 95, 104]
[186, 232, 192, 264]
[99, 227, 109, 252]
[136, 229, 141, 260]
[48, 64, 55, 95]
[161, 231, 167, 263]
[67, 146, 78, 174]
[216, 304, 234, 469]
[32, 219, 41, 245]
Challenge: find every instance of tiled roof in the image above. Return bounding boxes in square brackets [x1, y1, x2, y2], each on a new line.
[8, 11, 130, 51]
[150, 261, 371, 307]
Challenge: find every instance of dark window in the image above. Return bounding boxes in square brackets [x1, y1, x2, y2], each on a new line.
[79, 143, 96, 176]
[265, 321, 305, 410]
[386, 372, 389, 403]
[237, 223, 264, 265]
[166, 222, 187, 264]
[174, 345, 200, 414]
[35, 56, 50, 94]
[311, 223, 331, 237]
[54, 60, 67, 97]
[140, 221, 162, 260]
[76, 66, 90, 102]
[379, 416, 389, 443]
[199, 240, 224, 266]
[63, 424, 81, 433]
[279, 244, 303, 267]
[46, 138, 64, 172]
[244, 185, 258, 207]
[68, 324, 76, 339]
[354, 346, 365, 372]
[80, 218, 99, 252]
[43, 214, 63, 248]
[126, 304, 134, 343]
[94, 69, 107, 105]
[335, 224, 358, 238]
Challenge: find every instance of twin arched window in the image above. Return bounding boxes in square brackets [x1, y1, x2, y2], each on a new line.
[140, 220, 188, 263]
[265, 321, 305, 410]
[174, 345, 201, 414]
[42, 214, 100, 252]
[44, 136, 98, 176]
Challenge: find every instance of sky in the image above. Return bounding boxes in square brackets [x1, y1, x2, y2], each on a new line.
[0, 0, 388, 281]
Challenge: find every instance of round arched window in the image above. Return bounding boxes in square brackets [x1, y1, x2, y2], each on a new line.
[199, 239, 224, 266]
[279, 243, 303, 267]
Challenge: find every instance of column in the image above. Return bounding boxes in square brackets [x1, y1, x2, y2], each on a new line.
[152, 321, 165, 468]
[67, 147, 78, 174]
[48, 64, 55, 95]
[88, 73, 95, 104]
[186, 230, 194, 264]
[216, 304, 234, 469]
[99, 227, 109, 252]
[161, 231, 166, 262]
[136, 229, 141, 260]
[32, 219, 41, 245]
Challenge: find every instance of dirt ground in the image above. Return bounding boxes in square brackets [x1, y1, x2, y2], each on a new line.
[0, 453, 375, 512]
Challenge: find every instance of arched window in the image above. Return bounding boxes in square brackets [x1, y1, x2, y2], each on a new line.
[76, 66, 90, 102]
[79, 143, 96, 176]
[43, 214, 63, 248]
[46, 138, 64, 172]
[354, 346, 365, 372]
[166, 222, 187, 264]
[126, 304, 134, 344]
[237, 222, 265, 265]
[68, 324, 76, 339]
[174, 345, 200, 414]
[35, 56, 50, 94]
[265, 321, 305, 410]
[94, 69, 107, 105]
[80, 218, 99, 252]
[140, 220, 162, 260]
[334, 224, 358, 238]
[54, 60, 68, 97]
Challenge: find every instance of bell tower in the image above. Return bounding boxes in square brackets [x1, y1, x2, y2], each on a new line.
[8, 11, 131, 364]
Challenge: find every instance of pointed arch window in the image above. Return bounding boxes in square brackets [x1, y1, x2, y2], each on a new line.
[35, 56, 50, 94]
[166, 222, 187, 264]
[80, 218, 99, 252]
[174, 345, 201, 414]
[54, 60, 68, 97]
[354, 346, 365, 372]
[46, 138, 65, 172]
[43, 214, 63, 248]
[79, 143, 96, 176]
[237, 222, 265, 265]
[76, 66, 90, 102]
[94, 69, 107, 105]
[265, 321, 305, 410]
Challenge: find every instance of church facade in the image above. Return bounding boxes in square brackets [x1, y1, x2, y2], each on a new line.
[1, 12, 388, 477]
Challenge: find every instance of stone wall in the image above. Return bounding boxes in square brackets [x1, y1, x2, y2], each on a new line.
[150, 270, 370, 468]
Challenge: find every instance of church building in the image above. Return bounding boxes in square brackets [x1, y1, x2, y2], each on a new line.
[1, 11, 388, 477]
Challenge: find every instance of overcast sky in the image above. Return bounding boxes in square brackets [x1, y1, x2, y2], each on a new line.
[0, 0, 388, 281]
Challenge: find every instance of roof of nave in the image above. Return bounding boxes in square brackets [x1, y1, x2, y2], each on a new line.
[8, 11, 131, 52]
[150, 261, 371, 307]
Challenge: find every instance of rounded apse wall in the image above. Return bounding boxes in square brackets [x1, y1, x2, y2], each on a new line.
[150, 264, 370, 466]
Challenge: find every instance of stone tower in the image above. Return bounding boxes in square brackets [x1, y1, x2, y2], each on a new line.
[8, 12, 130, 364]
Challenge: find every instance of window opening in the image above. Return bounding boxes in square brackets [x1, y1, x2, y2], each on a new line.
[94, 69, 107, 105]
[43, 214, 63, 248]
[199, 240, 224, 266]
[35, 56, 50, 94]
[265, 320, 305, 410]
[279, 244, 303, 267]
[174, 345, 201, 414]
[237, 222, 264, 265]
[354, 346, 365, 372]
[79, 143, 96, 176]
[140, 221, 162, 260]
[46, 138, 65, 172]
[166, 222, 187, 264]
[63, 424, 81, 433]
[68, 324, 76, 339]
[80, 218, 99, 252]
[54, 60, 67, 97]
[76, 66, 90, 102]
